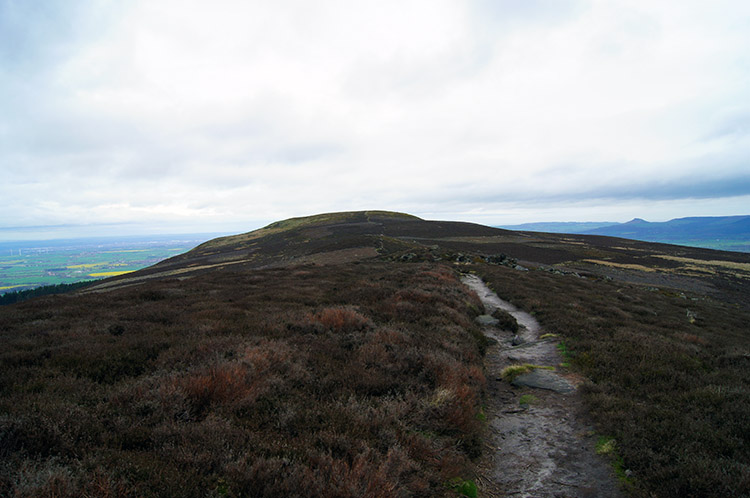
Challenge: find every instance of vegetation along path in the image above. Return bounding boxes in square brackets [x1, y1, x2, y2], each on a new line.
[461, 274, 623, 498]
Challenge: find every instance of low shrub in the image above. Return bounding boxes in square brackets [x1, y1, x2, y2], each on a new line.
[309, 306, 370, 332]
[491, 308, 518, 332]
[0, 262, 486, 497]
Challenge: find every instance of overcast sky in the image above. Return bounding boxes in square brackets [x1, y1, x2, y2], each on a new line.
[2, 0, 749, 239]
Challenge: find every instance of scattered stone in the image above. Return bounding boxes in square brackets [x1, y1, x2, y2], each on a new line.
[399, 252, 417, 262]
[451, 253, 472, 263]
[484, 254, 513, 265]
[511, 335, 524, 346]
[475, 314, 500, 326]
[539, 266, 585, 278]
[511, 369, 576, 394]
[514, 264, 529, 271]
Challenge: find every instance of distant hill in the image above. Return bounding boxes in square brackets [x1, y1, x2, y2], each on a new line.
[582, 215, 750, 252]
[497, 221, 618, 233]
[500, 216, 750, 252]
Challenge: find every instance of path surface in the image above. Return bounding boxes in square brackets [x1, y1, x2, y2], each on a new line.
[462, 274, 623, 498]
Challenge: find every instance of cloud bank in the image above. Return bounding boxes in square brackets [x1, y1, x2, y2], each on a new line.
[2, 0, 749, 237]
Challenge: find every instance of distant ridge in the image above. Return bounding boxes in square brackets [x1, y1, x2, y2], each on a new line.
[497, 221, 618, 233]
[500, 215, 750, 253]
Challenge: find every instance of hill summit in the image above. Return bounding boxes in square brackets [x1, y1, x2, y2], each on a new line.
[87, 210, 750, 303]
[89, 210, 509, 292]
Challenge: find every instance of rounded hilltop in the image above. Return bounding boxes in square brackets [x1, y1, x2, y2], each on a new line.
[193, 210, 423, 253]
[263, 210, 422, 230]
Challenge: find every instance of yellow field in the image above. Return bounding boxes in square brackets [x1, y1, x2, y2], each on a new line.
[68, 263, 108, 269]
[102, 249, 150, 253]
[0, 285, 25, 290]
[88, 271, 135, 277]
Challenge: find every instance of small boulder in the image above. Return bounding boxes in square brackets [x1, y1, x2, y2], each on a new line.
[475, 314, 499, 326]
[511, 369, 575, 394]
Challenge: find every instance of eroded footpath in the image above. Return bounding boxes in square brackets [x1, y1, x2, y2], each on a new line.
[462, 274, 623, 498]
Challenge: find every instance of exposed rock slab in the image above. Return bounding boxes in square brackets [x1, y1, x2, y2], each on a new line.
[512, 369, 576, 394]
[475, 314, 500, 326]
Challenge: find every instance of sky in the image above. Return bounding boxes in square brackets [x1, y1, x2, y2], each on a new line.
[2, 0, 750, 240]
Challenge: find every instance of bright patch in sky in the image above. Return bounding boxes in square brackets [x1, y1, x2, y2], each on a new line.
[1, 0, 749, 238]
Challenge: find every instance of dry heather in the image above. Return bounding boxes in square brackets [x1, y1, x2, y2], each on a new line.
[0, 262, 486, 498]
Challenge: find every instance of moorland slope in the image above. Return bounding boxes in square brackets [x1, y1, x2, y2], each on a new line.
[1, 211, 749, 497]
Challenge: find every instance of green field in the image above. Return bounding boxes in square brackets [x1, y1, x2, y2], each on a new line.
[0, 235, 217, 294]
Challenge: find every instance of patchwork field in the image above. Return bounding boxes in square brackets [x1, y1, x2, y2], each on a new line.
[0, 235, 217, 294]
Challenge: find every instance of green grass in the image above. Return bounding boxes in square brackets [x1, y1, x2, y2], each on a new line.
[500, 364, 554, 382]
[595, 436, 616, 455]
[519, 394, 539, 406]
[450, 478, 478, 498]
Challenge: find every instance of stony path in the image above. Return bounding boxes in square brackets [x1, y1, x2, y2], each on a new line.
[462, 274, 623, 498]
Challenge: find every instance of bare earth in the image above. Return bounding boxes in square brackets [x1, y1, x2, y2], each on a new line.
[462, 274, 624, 498]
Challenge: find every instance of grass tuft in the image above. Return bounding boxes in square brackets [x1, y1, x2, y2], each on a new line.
[500, 363, 553, 382]
[518, 394, 539, 406]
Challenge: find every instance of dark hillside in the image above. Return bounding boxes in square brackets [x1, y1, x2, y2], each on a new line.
[90, 210, 750, 304]
[0, 261, 486, 497]
[1, 210, 749, 497]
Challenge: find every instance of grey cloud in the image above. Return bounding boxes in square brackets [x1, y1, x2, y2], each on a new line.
[704, 109, 750, 142]
[193, 114, 346, 166]
[345, 42, 492, 101]
[0, 1, 77, 70]
[2, 1, 749, 236]
[470, 0, 588, 28]
[597, 174, 750, 201]
[457, 171, 750, 206]
[0, 1, 122, 73]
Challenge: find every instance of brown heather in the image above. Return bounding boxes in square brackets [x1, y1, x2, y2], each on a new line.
[0, 263, 486, 497]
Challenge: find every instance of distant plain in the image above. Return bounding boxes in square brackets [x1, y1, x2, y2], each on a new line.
[0, 235, 218, 294]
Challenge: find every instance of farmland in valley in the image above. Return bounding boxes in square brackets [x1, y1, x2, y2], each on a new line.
[0, 234, 221, 294]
